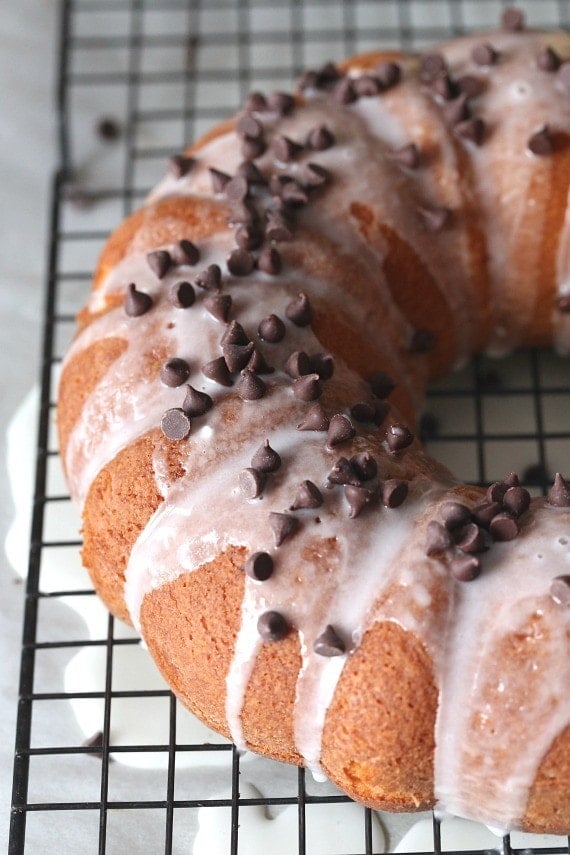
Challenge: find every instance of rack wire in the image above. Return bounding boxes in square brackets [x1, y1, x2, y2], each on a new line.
[9, 0, 570, 853]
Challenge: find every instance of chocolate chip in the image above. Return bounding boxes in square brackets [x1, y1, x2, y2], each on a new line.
[247, 347, 274, 375]
[238, 369, 266, 400]
[272, 135, 304, 162]
[297, 404, 330, 432]
[486, 481, 508, 504]
[454, 522, 488, 554]
[245, 91, 268, 112]
[257, 610, 290, 641]
[386, 424, 414, 453]
[285, 292, 313, 326]
[490, 513, 519, 542]
[327, 414, 356, 448]
[354, 74, 382, 97]
[328, 456, 361, 487]
[472, 43, 498, 66]
[182, 385, 212, 417]
[313, 625, 346, 656]
[167, 154, 194, 178]
[431, 74, 456, 100]
[419, 412, 440, 441]
[269, 512, 299, 546]
[528, 125, 553, 156]
[419, 53, 447, 83]
[280, 181, 309, 208]
[345, 484, 377, 518]
[307, 125, 335, 151]
[160, 358, 190, 387]
[125, 282, 153, 317]
[236, 223, 263, 251]
[426, 520, 452, 555]
[242, 136, 267, 160]
[368, 371, 395, 399]
[239, 467, 266, 499]
[456, 75, 485, 98]
[350, 452, 377, 482]
[441, 501, 471, 530]
[258, 246, 282, 275]
[221, 320, 250, 347]
[227, 247, 255, 278]
[293, 373, 322, 402]
[390, 143, 420, 169]
[375, 61, 401, 89]
[537, 46, 561, 72]
[418, 205, 451, 232]
[258, 314, 286, 343]
[266, 211, 293, 242]
[251, 439, 281, 473]
[223, 342, 255, 373]
[96, 117, 121, 142]
[267, 91, 295, 115]
[471, 501, 502, 529]
[381, 479, 409, 509]
[209, 167, 232, 193]
[303, 163, 331, 189]
[245, 552, 274, 581]
[147, 249, 172, 279]
[557, 294, 570, 313]
[309, 353, 334, 380]
[161, 408, 191, 440]
[225, 175, 250, 204]
[204, 293, 232, 323]
[350, 402, 376, 423]
[236, 113, 264, 139]
[195, 264, 222, 290]
[502, 486, 531, 518]
[228, 198, 257, 225]
[316, 61, 342, 87]
[291, 480, 323, 510]
[550, 575, 570, 606]
[237, 160, 265, 185]
[455, 117, 486, 146]
[547, 473, 570, 507]
[441, 94, 469, 128]
[503, 472, 520, 488]
[284, 351, 311, 379]
[171, 239, 200, 266]
[501, 6, 525, 31]
[450, 555, 481, 582]
[298, 69, 319, 90]
[557, 61, 570, 92]
[202, 356, 233, 387]
[409, 328, 436, 353]
[332, 76, 357, 104]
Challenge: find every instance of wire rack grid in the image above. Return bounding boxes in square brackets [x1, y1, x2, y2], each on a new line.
[9, 0, 570, 853]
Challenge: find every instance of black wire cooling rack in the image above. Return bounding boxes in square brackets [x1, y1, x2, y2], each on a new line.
[9, 1, 570, 853]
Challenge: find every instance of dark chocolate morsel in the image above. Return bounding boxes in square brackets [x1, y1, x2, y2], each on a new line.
[267, 91, 295, 115]
[557, 61, 570, 92]
[237, 160, 265, 185]
[327, 414, 356, 448]
[241, 137, 266, 160]
[550, 575, 570, 606]
[368, 371, 395, 399]
[455, 117, 486, 146]
[167, 154, 194, 178]
[441, 93, 469, 128]
[557, 294, 570, 313]
[409, 328, 436, 353]
[345, 484, 377, 518]
[307, 125, 335, 151]
[426, 520, 452, 555]
[280, 180, 309, 207]
[419, 53, 447, 83]
[223, 342, 255, 373]
[147, 249, 172, 279]
[303, 163, 331, 188]
[441, 501, 471, 530]
[244, 91, 268, 112]
[450, 555, 481, 582]
[309, 352, 334, 380]
[160, 357, 190, 387]
[486, 481, 508, 504]
[431, 74, 456, 100]
[528, 125, 553, 156]
[418, 205, 451, 231]
[237, 369, 266, 400]
[245, 552, 274, 581]
[291, 480, 323, 510]
[251, 440, 281, 473]
[390, 143, 420, 169]
[225, 175, 250, 204]
[375, 61, 401, 89]
[490, 513, 520, 542]
[350, 401, 376, 423]
[386, 424, 414, 453]
[332, 76, 357, 104]
[247, 348, 274, 375]
[258, 246, 282, 275]
[125, 283, 153, 317]
[456, 75, 485, 98]
[297, 404, 330, 432]
[313, 625, 346, 656]
[227, 248, 255, 276]
[209, 167, 231, 193]
[547, 473, 570, 507]
[269, 512, 300, 546]
[502, 486, 531, 518]
[284, 350, 312, 378]
[161, 408, 191, 441]
[204, 293, 232, 323]
[501, 6, 525, 31]
[537, 46, 560, 72]
[454, 522, 488, 554]
[350, 452, 377, 482]
[381, 479, 409, 509]
[328, 457, 361, 487]
[471, 42, 498, 66]
[182, 385, 213, 417]
[265, 211, 293, 242]
[202, 356, 233, 387]
[272, 135, 304, 162]
[293, 373, 322, 402]
[354, 75, 382, 97]
[257, 610, 290, 641]
[169, 281, 196, 308]
[285, 292, 313, 326]
[195, 264, 222, 290]
[471, 501, 502, 529]
[503, 472, 520, 488]
[236, 113, 264, 139]
[236, 223, 263, 251]
[239, 467, 266, 499]
[221, 320, 250, 347]
[171, 239, 200, 266]
[258, 314, 286, 343]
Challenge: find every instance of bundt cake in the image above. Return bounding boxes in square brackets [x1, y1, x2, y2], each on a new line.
[58, 11, 570, 835]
